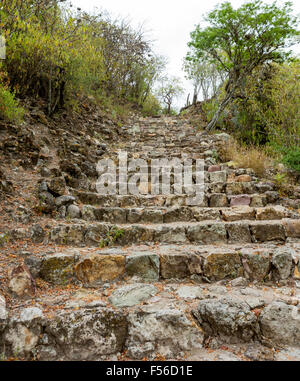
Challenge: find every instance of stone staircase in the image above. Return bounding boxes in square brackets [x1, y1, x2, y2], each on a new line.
[1, 116, 300, 361]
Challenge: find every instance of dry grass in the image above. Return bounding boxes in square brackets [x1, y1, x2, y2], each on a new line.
[219, 140, 273, 177]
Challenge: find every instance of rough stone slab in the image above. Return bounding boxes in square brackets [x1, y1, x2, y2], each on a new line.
[126, 304, 204, 360]
[250, 222, 286, 242]
[202, 253, 243, 281]
[75, 254, 125, 285]
[40, 253, 77, 285]
[193, 297, 259, 343]
[283, 220, 300, 238]
[125, 253, 160, 281]
[160, 253, 202, 279]
[259, 301, 300, 347]
[186, 223, 227, 244]
[226, 222, 252, 243]
[241, 252, 270, 281]
[221, 206, 255, 222]
[109, 284, 158, 307]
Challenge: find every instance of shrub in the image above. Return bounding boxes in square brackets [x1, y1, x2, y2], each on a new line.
[219, 140, 272, 177]
[282, 147, 300, 173]
[0, 82, 24, 124]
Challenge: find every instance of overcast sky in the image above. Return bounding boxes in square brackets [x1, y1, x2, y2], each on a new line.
[70, 0, 300, 109]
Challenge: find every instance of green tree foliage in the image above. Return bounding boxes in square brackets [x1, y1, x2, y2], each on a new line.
[187, 0, 299, 131]
[233, 62, 300, 147]
[0, 0, 163, 118]
[0, 66, 24, 123]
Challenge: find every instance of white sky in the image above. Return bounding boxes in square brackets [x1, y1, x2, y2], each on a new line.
[70, 0, 300, 110]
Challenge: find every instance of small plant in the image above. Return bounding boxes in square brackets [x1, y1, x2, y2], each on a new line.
[211, 149, 219, 162]
[272, 172, 293, 196]
[0, 83, 24, 124]
[0, 233, 9, 247]
[99, 226, 124, 248]
[282, 148, 300, 173]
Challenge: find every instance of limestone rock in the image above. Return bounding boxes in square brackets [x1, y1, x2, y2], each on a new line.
[0, 294, 7, 332]
[8, 265, 35, 298]
[75, 254, 125, 285]
[67, 204, 81, 219]
[221, 206, 255, 222]
[259, 301, 300, 346]
[235, 175, 252, 183]
[241, 253, 270, 281]
[250, 222, 286, 242]
[226, 222, 252, 243]
[193, 297, 259, 343]
[256, 206, 288, 221]
[48, 176, 66, 196]
[272, 249, 294, 280]
[125, 253, 160, 281]
[43, 308, 127, 360]
[109, 284, 157, 307]
[186, 223, 227, 244]
[126, 304, 204, 359]
[160, 253, 202, 279]
[230, 195, 251, 207]
[283, 219, 300, 238]
[30, 224, 45, 243]
[40, 253, 77, 285]
[209, 193, 228, 207]
[202, 253, 243, 281]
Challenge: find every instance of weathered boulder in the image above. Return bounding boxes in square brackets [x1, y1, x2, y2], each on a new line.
[209, 194, 228, 207]
[30, 224, 45, 243]
[259, 301, 300, 347]
[67, 204, 81, 219]
[48, 176, 66, 196]
[230, 195, 251, 207]
[271, 249, 294, 280]
[126, 303, 204, 359]
[193, 297, 259, 343]
[283, 219, 300, 238]
[50, 224, 86, 245]
[41, 308, 127, 360]
[8, 265, 35, 298]
[256, 206, 288, 221]
[0, 294, 7, 332]
[154, 225, 186, 243]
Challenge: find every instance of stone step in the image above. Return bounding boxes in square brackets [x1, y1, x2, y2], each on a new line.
[3, 271, 300, 360]
[47, 219, 300, 247]
[78, 205, 299, 224]
[25, 243, 300, 286]
[74, 191, 278, 208]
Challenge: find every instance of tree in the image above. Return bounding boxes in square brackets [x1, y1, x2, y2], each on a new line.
[156, 76, 184, 114]
[187, 0, 299, 131]
[183, 58, 226, 104]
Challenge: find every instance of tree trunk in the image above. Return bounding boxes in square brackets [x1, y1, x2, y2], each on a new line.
[206, 92, 233, 132]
